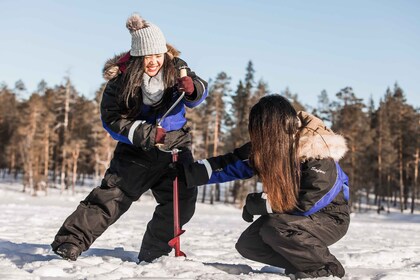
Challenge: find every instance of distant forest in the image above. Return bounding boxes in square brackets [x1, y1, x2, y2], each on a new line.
[0, 61, 418, 213]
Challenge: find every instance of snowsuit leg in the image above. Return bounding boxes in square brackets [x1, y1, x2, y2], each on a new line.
[235, 216, 298, 272]
[51, 143, 155, 252]
[51, 183, 134, 252]
[138, 151, 197, 262]
[236, 206, 349, 277]
[51, 143, 197, 261]
[260, 207, 349, 276]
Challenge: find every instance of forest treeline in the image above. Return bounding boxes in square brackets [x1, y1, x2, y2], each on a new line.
[0, 61, 418, 213]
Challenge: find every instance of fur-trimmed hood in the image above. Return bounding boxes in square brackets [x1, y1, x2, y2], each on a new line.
[297, 111, 348, 161]
[102, 43, 181, 81]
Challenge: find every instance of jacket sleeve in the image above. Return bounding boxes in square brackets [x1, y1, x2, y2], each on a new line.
[184, 142, 254, 187]
[100, 78, 157, 150]
[173, 57, 208, 108]
[296, 158, 338, 213]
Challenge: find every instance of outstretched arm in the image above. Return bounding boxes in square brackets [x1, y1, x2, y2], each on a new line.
[183, 142, 254, 187]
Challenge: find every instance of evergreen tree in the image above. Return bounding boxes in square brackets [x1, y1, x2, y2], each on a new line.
[230, 81, 248, 147]
[332, 87, 373, 210]
[281, 87, 305, 111]
[249, 79, 269, 107]
[90, 83, 115, 183]
[201, 72, 231, 203]
[315, 89, 331, 123]
[372, 94, 397, 213]
[0, 85, 18, 172]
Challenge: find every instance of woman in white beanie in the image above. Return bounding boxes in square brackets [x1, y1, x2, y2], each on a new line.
[51, 13, 208, 263]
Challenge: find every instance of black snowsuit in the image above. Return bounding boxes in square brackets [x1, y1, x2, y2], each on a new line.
[182, 111, 350, 277]
[235, 158, 350, 277]
[51, 57, 207, 262]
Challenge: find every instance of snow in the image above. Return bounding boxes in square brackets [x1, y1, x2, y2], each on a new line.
[1, 181, 420, 280]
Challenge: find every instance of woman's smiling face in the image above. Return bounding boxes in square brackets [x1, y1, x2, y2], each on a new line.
[143, 53, 165, 76]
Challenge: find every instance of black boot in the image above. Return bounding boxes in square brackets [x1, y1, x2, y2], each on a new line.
[138, 248, 168, 263]
[291, 262, 345, 279]
[292, 268, 332, 279]
[54, 243, 82, 261]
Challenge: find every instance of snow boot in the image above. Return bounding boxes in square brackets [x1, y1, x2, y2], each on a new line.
[290, 262, 345, 279]
[54, 243, 82, 261]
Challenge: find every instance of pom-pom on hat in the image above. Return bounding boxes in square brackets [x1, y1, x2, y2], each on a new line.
[126, 13, 168, 57]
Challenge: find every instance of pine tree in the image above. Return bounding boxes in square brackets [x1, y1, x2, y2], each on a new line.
[0, 85, 19, 173]
[249, 79, 269, 107]
[90, 83, 115, 183]
[316, 89, 331, 123]
[372, 94, 397, 213]
[382, 83, 417, 211]
[52, 78, 79, 193]
[281, 87, 305, 111]
[332, 87, 373, 210]
[230, 81, 248, 147]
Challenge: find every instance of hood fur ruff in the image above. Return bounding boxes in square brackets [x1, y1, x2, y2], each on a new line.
[297, 111, 348, 161]
[102, 43, 181, 81]
[299, 134, 348, 161]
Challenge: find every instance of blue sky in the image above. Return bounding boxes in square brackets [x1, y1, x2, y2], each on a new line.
[1, 0, 419, 108]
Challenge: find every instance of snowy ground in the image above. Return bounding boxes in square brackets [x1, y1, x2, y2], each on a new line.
[1, 181, 420, 280]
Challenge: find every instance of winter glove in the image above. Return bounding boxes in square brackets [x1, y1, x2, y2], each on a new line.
[242, 206, 254, 223]
[242, 192, 272, 222]
[155, 126, 166, 145]
[177, 76, 195, 96]
[164, 162, 186, 183]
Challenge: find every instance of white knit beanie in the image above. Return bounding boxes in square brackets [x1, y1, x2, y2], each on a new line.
[126, 13, 168, 56]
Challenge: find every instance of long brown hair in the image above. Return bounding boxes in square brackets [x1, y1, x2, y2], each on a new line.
[119, 53, 177, 118]
[248, 95, 301, 213]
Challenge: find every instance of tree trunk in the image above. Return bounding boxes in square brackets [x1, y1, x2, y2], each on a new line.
[397, 108, 405, 212]
[201, 185, 207, 203]
[411, 146, 419, 213]
[43, 122, 49, 195]
[215, 183, 220, 202]
[9, 151, 15, 175]
[386, 173, 391, 213]
[71, 145, 80, 195]
[376, 109, 383, 212]
[60, 79, 71, 194]
[210, 185, 215, 205]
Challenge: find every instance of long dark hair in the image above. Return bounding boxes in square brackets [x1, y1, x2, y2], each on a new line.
[119, 53, 177, 118]
[248, 95, 301, 212]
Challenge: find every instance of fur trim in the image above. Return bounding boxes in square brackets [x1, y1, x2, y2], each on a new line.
[102, 44, 181, 81]
[126, 13, 148, 31]
[299, 134, 348, 161]
[166, 44, 181, 59]
[102, 52, 127, 81]
[297, 111, 348, 161]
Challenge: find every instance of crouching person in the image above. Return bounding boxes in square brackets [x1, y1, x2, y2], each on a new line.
[169, 95, 350, 278]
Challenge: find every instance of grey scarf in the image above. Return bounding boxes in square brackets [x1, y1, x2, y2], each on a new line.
[141, 71, 165, 106]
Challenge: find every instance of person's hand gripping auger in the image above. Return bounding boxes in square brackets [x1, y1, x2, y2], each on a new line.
[155, 67, 189, 149]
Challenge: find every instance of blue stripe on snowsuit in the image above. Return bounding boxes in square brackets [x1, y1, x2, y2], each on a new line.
[102, 119, 132, 145]
[296, 162, 349, 216]
[184, 83, 208, 108]
[208, 159, 254, 184]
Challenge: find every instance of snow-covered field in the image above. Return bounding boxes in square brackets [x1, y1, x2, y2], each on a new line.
[1, 181, 420, 280]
